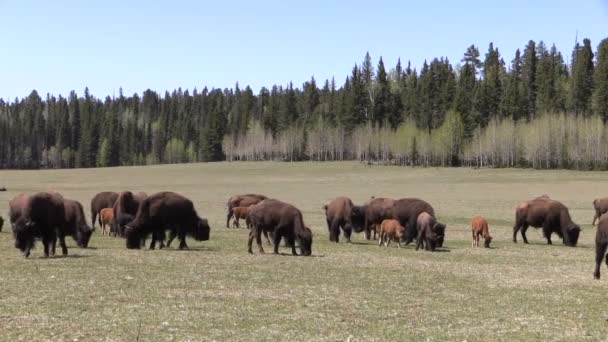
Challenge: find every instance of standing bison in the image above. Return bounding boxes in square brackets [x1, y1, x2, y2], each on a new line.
[415, 212, 446, 252]
[594, 214, 608, 279]
[13, 192, 67, 257]
[513, 197, 580, 246]
[124, 192, 210, 250]
[248, 199, 312, 256]
[63, 199, 94, 248]
[112, 191, 143, 237]
[90, 191, 118, 228]
[226, 194, 268, 228]
[323, 196, 363, 243]
[352, 197, 395, 240]
[391, 198, 437, 245]
[592, 197, 608, 226]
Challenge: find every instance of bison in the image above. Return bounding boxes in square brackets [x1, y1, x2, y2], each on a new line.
[0, 216, 4, 232]
[231, 205, 253, 228]
[392, 198, 437, 245]
[248, 199, 312, 256]
[377, 219, 406, 248]
[63, 199, 94, 248]
[124, 192, 210, 250]
[112, 191, 143, 237]
[415, 212, 445, 252]
[592, 197, 608, 226]
[594, 214, 608, 279]
[352, 197, 395, 240]
[471, 215, 492, 248]
[8, 193, 29, 232]
[99, 208, 114, 236]
[90, 192, 118, 228]
[226, 194, 268, 228]
[13, 192, 67, 257]
[513, 196, 580, 246]
[323, 196, 363, 243]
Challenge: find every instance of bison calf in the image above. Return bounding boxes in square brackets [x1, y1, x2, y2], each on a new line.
[231, 206, 252, 228]
[471, 215, 492, 248]
[378, 219, 406, 248]
[99, 208, 114, 236]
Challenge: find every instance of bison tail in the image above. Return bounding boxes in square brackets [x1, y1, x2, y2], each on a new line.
[322, 204, 328, 211]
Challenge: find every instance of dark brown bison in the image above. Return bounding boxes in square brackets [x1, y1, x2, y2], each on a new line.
[9, 193, 29, 232]
[13, 192, 67, 257]
[90, 191, 118, 228]
[352, 197, 395, 240]
[594, 214, 608, 279]
[513, 197, 580, 246]
[415, 212, 446, 251]
[112, 191, 143, 237]
[378, 219, 406, 248]
[592, 197, 608, 226]
[392, 198, 437, 245]
[63, 199, 94, 248]
[471, 215, 492, 248]
[248, 199, 312, 256]
[124, 192, 210, 250]
[323, 196, 364, 243]
[226, 194, 268, 228]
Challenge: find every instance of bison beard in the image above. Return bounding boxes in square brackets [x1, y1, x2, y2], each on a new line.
[124, 192, 210, 250]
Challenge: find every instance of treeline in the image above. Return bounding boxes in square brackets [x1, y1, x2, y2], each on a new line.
[1, 37, 608, 169]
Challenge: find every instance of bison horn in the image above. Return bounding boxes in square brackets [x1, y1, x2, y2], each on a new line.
[25, 221, 34, 228]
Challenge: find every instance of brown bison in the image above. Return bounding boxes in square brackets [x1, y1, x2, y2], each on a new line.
[415, 212, 445, 251]
[392, 198, 438, 245]
[594, 214, 608, 279]
[226, 194, 268, 228]
[9, 193, 29, 232]
[13, 192, 67, 257]
[323, 196, 364, 243]
[592, 197, 608, 226]
[99, 208, 114, 236]
[90, 191, 118, 228]
[112, 191, 143, 237]
[352, 197, 395, 240]
[125, 192, 210, 250]
[513, 197, 580, 246]
[231, 205, 253, 228]
[471, 215, 492, 248]
[378, 219, 406, 248]
[63, 199, 93, 248]
[248, 199, 312, 256]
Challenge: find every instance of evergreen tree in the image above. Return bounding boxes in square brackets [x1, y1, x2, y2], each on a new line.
[522, 40, 537, 119]
[593, 38, 608, 121]
[373, 57, 392, 126]
[569, 38, 595, 115]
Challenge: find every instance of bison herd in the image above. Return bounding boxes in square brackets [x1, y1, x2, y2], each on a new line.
[4, 189, 608, 279]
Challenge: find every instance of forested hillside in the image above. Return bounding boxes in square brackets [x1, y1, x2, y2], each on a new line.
[1, 38, 608, 170]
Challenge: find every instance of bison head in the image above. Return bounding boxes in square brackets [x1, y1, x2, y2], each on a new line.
[14, 219, 36, 257]
[484, 235, 493, 248]
[564, 224, 581, 247]
[76, 225, 93, 248]
[124, 225, 142, 249]
[350, 206, 366, 233]
[194, 218, 210, 241]
[298, 226, 313, 256]
[433, 222, 446, 248]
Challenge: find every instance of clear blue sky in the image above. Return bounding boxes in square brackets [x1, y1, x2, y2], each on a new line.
[1, 0, 607, 100]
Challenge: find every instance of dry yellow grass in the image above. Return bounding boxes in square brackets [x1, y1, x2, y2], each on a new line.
[0, 162, 605, 341]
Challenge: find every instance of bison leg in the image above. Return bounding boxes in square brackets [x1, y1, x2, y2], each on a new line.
[595, 241, 608, 279]
[42, 236, 53, 258]
[226, 209, 232, 228]
[57, 233, 68, 256]
[329, 220, 340, 243]
[378, 231, 384, 247]
[91, 210, 97, 229]
[415, 229, 424, 251]
[178, 230, 188, 250]
[593, 210, 600, 226]
[233, 216, 240, 228]
[519, 224, 530, 244]
[272, 231, 282, 254]
[512, 223, 520, 243]
[263, 230, 272, 246]
[247, 229, 255, 254]
[254, 227, 265, 254]
[166, 230, 177, 248]
[364, 220, 372, 240]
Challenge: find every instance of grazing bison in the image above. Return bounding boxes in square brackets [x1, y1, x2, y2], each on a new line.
[415, 212, 445, 252]
[90, 192, 119, 228]
[124, 192, 210, 250]
[99, 208, 114, 236]
[13, 192, 67, 257]
[226, 194, 268, 228]
[63, 199, 93, 248]
[231, 205, 253, 228]
[594, 214, 608, 279]
[471, 215, 492, 248]
[378, 219, 406, 248]
[323, 196, 363, 243]
[392, 198, 436, 245]
[248, 199, 312, 256]
[112, 191, 143, 237]
[352, 197, 395, 240]
[513, 197, 580, 246]
[592, 197, 608, 226]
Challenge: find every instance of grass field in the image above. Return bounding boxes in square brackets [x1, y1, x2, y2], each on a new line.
[0, 162, 607, 341]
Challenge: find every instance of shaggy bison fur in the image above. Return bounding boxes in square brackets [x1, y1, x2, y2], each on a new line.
[352, 197, 395, 240]
[124, 192, 210, 250]
[248, 199, 312, 256]
[112, 191, 143, 237]
[513, 197, 580, 246]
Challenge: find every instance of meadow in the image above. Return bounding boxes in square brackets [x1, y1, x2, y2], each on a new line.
[0, 161, 607, 341]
